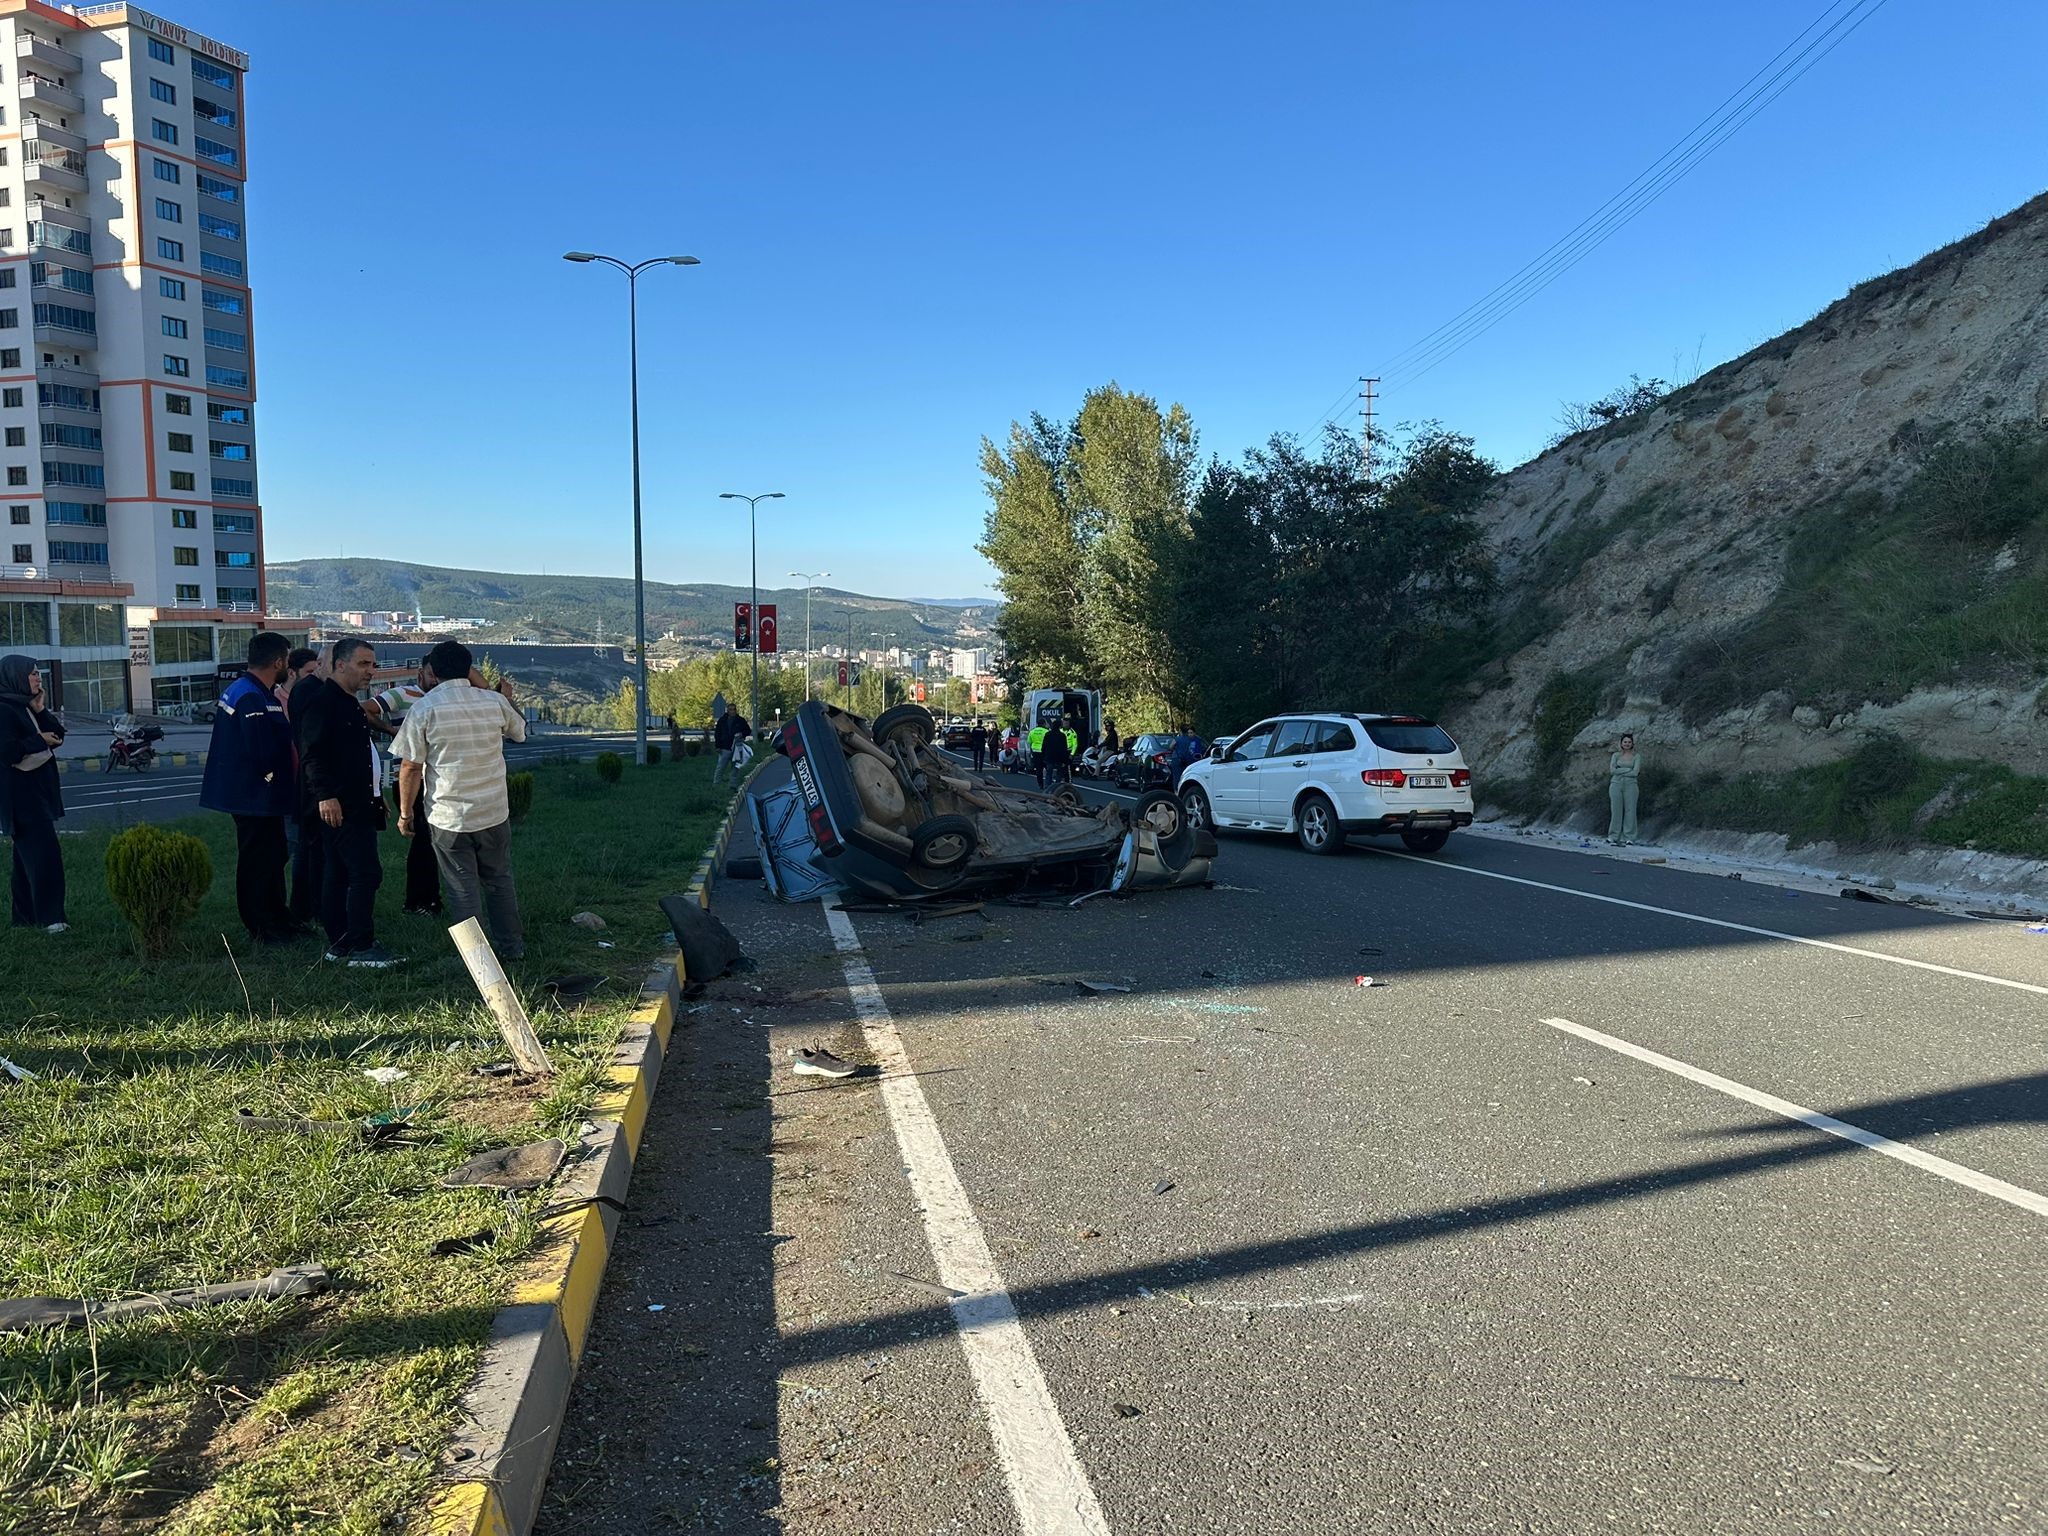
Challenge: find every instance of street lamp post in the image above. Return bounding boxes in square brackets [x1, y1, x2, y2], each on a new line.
[719, 491, 783, 735]
[563, 250, 700, 766]
[788, 569, 829, 701]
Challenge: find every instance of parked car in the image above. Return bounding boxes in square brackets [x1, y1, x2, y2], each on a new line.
[1177, 713, 1473, 855]
[942, 718, 974, 749]
[1109, 733, 1178, 790]
[757, 701, 1215, 901]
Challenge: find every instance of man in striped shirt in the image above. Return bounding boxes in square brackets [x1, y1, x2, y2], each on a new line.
[392, 641, 528, 961]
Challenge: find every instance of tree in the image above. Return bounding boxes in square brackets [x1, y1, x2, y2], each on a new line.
[1168, 462, 1275, 735]
[978, 415, 1090, 688]
[1552, 374, 1667, 443]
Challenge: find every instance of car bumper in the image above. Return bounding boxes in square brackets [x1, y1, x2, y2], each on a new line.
[1341, 809, 1474, 834]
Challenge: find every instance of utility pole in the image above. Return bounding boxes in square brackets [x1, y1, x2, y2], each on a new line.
[1359, 376, 1380, 480]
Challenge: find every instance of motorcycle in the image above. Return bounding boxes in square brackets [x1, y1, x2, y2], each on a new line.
[108, 723, 165, 771]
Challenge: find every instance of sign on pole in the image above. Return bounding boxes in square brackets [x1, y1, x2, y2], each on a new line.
[734, 602, 753, 652]
[849, 662, 862, 686]
[836, 660, 849, 688]
[756, 604, 777, 654]
[914, 681, 927, 703]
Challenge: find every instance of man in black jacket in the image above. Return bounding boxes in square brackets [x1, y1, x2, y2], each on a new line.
[295, 637, 404, 968]
[712, 701, 750, 786]
[198, 630, 301, 944]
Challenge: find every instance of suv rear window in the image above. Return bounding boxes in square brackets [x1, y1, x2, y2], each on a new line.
[1362, 720, 1457, 755]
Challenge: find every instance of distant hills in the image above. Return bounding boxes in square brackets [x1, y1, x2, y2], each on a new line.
[266, 559, 997, 653]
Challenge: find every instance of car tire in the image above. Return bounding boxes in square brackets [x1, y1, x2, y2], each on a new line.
[1400, 828, 1451, 853]
[1295, 792, 1343, 856]
[1180, 783, 1213, 832]
[1134, 789, 1196, 868]
[872, 704, 936, 751]
[1050, 784, 1084, 811]
[1192, 827, 1219, 860]
[910, 814, 978, 871]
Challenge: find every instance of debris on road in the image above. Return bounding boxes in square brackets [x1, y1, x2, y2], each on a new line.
[570, 911, 607, 931]
[791, 1047, 858, 1080]
[0, 1057, 38, 1083]
[660, 894, 752, 983]
[1077, 979, 1132, 995]
[0, 1263, 331, 1333]
[1573, 1076, 1596, 1086]
[1354, 975, 1386, 988]
[362, 1066, 411, 1086]
[1152, 1179, 1176, 1196]
[890, 1271, 966, 1300]
[1112, 1403, 1143, 1419]
[471, 1062, 519, 1078]
[430, 1228, 498, 1257]
[646, 1303, 667, 1313]
[1840, 887, 1898, 904]
[436, 1139, 567, 1192]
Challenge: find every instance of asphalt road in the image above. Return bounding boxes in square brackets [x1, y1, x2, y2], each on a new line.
[541, 761, 2048, 1536]
[49, 730, 641, 827]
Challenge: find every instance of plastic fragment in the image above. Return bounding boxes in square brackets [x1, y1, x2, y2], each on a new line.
[1354, 975, 1386, 987]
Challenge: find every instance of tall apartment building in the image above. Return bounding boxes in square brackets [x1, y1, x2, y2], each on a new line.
[0, 2, 298, 716]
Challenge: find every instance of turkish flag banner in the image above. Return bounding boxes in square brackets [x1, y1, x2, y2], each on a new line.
[757, 605, 778, 654]
[734, 602, 752, 651]
[837, 660, 849, 687]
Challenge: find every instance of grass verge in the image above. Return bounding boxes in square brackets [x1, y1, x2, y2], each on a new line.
[1, 757, 733, 1535]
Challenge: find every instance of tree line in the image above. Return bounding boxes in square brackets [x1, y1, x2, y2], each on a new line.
[979, 382, 1500, 736]
[602, 653, 981, 734]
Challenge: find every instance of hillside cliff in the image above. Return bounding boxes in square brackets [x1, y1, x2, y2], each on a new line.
[1444, 192, 2048, 814]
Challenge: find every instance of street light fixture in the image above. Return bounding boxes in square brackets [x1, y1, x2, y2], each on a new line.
[718, 492, 784, 735]
[788, 568, 830, 701]
[562, 250, 700, 765]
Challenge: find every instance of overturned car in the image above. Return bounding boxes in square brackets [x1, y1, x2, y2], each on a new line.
[751, 702, 1215, 903]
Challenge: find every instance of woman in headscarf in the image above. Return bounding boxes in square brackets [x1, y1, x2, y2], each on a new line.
[0, 654, 68, 932]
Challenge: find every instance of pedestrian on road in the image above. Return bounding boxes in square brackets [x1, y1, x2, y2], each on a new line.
[1608, 733, 1642, 845]
[713, 702, 751, 786]
[1166, 725, 1206, 789]
[1040, 716, 1073, 788]
[1102, 718, 1120, 757]
[969, 722, 987, 771]
[1, 654, 68, 932]
[297, 637, 403, 967]
[282, 647, 325, 928]
[394, 641, 527, 962]
[366, 669, 441, 916]
[199, 631, 301, 946]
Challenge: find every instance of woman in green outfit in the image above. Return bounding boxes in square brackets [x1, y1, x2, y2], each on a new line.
[1608, 732, 1641, 844]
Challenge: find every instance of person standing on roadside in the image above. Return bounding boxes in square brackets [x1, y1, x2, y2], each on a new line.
[713, 701, 750, 786]
[199, 631, 302, 946]
[281, 647, 324, 929]
[968, 721, 988, 772]
[1039, 714, 1073, 788]
[1166, 724, 1206, 789]
[394, 641, 527, 962]
[297, 637, 403, 968]
[1608, 732, 1642, 846]
[1, 654, 68, 932]
[365, 666, 441, 917]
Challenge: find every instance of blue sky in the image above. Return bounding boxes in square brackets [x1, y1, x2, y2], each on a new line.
[182, 0, 2047, 598]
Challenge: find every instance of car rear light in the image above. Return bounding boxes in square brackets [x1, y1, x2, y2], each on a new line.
[1362, 768, 1407, 788]
[806, 801, 839, 851]
[781, 723, 804, 760]
[1450, 768, 1471, 788]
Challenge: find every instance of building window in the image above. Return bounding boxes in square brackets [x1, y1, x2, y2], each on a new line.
[205, 365, 248, 390]
[43, 460, 103, 487]
[194, 99, 236, 129]
[0, 310, 15, 330]
[31, 262, 93, 295]
[153, 623, 214, 663]
[150, 36, 175, 63]
[201, 288, 243, 314]
[155, 197, 183, 223]
[213, 512, 255, 534]
[170, 470, 196, 491]
[197, 172, 238, 204]
[0, 351, 16, 369]
[46, 501, 104, 526]
[0, 600, 47, 645]
[29, 224, 92, 256]
[32, 303, 94, 335]
[194, 135, 238, 168]
[153, 157, 180, 183]
[170, 507, 196, 528]
[172, 546, 198, 567]
[202, 327, 244, 351]
[157, 238, 184, 262]
[210, 440, 249, 460]
[158, 399, 191, 425]
[0, 390, 17, 408]
[5, 467, 24, 486]
[175, 583, 200, 602]
[218, 586, 258, 608]
[0, 270, 12, 290]
[10, 543, 29, 563]
[167, 431, 193, 453]
[4, 428, 23, 447]
[59, 601, 121, 647]
[162, 316, 188, 338]
[207, 402, 249, 425]
[41, 424, 100, 449]
[159, 277, 186, 301]
[150, 78, 177, 104]
[198, 214, 239, 241]
[212, 477, 255, 500]
[39, 383, 96, 412]
[214, 549, 254, 568]
[199, 252, 243, 279]
[47, 540, 107, 565]
[6, 505, 23, 525]
[162, 354, 189, 377]
[152, 119, 179, 146]
[192, 57, 234, 89]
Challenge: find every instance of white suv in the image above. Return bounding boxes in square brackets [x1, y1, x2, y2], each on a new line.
[1177, 713, 1473, 855]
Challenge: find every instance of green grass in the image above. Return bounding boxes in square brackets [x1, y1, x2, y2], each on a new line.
[1, 758, 734, 1535]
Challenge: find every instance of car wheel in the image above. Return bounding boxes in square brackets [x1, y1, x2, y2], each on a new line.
[872, 704, 936, 751]
[910, 814, 978, 871]
[1181, 783, 1212, 831]
[1134, 789, 1196, 868]
[1049, 784, 1084, 811]
[1400, 828, 1450, 853]
[1295, 792, 1343, 856]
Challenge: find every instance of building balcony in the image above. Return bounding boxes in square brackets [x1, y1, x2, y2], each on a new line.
[36, 362, 100, 394]
[47, 557, 111, 579]
[24, 148, 87, 196]
[16, 34, 84, 75]
[26, 199, 88, 232]
[22, 119, 84, 155]
[32, 319, 98, 351]
[19, 75, 84, 115]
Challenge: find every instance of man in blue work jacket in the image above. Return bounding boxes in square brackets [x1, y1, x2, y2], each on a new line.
[199, 630, 302, 945]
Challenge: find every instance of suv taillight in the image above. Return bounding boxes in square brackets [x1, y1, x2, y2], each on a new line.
[1450, 768, 1471, 788]
[1362, 768, 1406, 788]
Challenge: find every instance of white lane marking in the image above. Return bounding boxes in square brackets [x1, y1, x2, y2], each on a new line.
[823, 901, 1110, 1536]
[1541, 1016, 2048, 1220]
[1366, 845, 2048, 999]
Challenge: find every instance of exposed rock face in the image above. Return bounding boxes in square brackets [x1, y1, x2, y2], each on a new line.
[1447, 192, 2048, 787]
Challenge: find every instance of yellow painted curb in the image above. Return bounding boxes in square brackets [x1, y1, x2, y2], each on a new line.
[419, 1481, 513, 1536]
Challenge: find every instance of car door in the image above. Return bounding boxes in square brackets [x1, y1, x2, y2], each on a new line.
[1257, 718, 1323, 821]
[1208, 719, 1278, 821]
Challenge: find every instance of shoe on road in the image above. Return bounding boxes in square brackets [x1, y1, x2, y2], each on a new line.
[791, 1047, 857, 1079]
[347, 944, 408, 970]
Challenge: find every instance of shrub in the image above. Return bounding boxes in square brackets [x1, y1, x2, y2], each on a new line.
[645, 744, 662, 766]
[506, 771, 535, 821]
[594, 751, 624, 784]
[1532, 668, 1605, 768]
[105, 824, 212, 958]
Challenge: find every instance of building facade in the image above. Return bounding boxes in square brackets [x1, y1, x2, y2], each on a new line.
[0, 1, 286, 714]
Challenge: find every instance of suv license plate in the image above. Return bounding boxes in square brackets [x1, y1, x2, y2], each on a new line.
[1407, 773, 1448, 789]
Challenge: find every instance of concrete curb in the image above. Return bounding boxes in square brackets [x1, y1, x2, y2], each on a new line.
[417, 779, 756, 1536]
